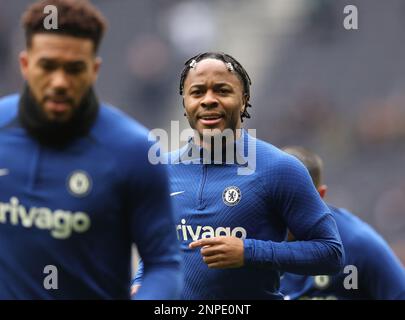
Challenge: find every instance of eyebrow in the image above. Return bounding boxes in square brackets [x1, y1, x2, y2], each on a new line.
[188, 82, 233, 88]
[37, 58, 86, 66]
[213, 83, 233, 88]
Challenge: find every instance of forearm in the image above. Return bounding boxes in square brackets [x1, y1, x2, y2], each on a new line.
[244, 237, 344, 275]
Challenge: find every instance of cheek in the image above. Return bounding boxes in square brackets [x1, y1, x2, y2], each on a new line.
[28, 67, 45, 83]
[224, 99, 243, 116]
[27, 70, 48, 95]
[71, 74, 93, 93]
[184, 98, 198, 114]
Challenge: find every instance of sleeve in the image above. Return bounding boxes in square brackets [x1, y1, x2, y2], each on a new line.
[244, 156, 344, 275]
[127, 144, 183, 300]
[353, 226, 405, 300]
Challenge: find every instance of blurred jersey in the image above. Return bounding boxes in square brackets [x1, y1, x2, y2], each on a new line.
[0, 94, 181, 299]
[281, 205, 405, 300]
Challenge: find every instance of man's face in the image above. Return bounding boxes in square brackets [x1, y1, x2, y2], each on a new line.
[20, 34, 101, 122]
[183, 58, 247, 137]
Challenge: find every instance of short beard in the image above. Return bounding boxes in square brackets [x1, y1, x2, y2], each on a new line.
[18, 84, 99, 148]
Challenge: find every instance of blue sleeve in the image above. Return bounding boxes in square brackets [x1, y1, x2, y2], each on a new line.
[128, 149, 182, 300]
[352, 224, 405, 299]
[244, 156, 344, 275]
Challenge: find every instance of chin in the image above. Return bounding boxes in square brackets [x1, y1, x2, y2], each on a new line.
[199, 126, 225, 136]
[48, 112, 73, 123]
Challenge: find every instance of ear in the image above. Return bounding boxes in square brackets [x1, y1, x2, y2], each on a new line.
[19, 51, 29, 80]
[182, 98, 188, 117]
[92, 57, 102, 81]
[317, 184, 328, 199]
[242, 95, 249, 113]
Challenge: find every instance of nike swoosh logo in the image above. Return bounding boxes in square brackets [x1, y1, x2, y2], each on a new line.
[0, 169, 9, 177]
[170, 191, 185, 197]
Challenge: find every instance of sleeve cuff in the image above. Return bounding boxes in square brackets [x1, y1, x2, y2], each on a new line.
[244, 239, 255, 264]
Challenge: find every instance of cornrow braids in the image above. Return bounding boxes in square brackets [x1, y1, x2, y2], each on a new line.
[179, 52, 252, 121]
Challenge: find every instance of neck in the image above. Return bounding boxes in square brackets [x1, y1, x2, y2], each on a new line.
[18, 85, 99, 148]
[196, 127, 243, 149]
[194, 128, 244, 163]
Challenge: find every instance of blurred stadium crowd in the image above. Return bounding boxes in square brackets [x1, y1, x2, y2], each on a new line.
[1, 0, 404, 263]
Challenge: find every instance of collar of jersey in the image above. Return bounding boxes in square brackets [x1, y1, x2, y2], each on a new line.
[172, 129, 252, 166]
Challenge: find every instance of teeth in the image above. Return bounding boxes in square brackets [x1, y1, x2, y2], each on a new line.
[202, 116, 221, 119]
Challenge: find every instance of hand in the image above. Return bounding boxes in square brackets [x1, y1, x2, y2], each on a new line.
[131, 284, 141, 296]
[189, 236, 244, 269]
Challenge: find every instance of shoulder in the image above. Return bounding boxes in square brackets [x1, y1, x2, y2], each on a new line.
[89, 103, 163, 182]
[0, 94, 19, 127]
[329, 205, 378, 245]
[238, 135, 313, 200]
[329, 205, 394, 261]
[91, 103, 151, 151]
[253, 136, 310, 182]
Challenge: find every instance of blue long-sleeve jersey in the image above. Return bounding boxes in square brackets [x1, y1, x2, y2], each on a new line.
[135, 131, 343, 299]
[280, 205, 405, 300]
[0, 94, 182, 299]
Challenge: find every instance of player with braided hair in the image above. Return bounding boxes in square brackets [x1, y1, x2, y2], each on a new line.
[179, 52, 252, 121]
[133, 52, 344, 299]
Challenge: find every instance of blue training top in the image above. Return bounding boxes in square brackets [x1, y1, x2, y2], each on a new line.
[0, 94, 182, 299]
[135, 131, 344, 299]
[281, 205, 405, 300]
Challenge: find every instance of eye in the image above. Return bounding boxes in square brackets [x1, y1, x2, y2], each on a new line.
[190, 89, 202, 96]
[64, 63, 86, 75]
[39, 60, 57, 72]
[218, 88, 231, 95]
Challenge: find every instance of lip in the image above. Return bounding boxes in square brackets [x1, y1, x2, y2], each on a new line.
[46, 100, 72, 113]
[198, 113, 224, 126]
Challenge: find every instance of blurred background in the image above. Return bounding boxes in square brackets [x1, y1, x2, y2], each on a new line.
[1, 0, 404, 264]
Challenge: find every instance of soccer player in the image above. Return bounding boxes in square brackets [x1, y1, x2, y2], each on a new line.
[280, 146, 405, 300]
[0, 0, 181, 299]
[133, 52, 344, 299]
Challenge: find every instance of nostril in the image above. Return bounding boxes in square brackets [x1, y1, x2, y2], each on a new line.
[201, 102, 218, 109]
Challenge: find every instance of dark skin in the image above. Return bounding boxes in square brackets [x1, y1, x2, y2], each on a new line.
[183, 58, 248, 148]
[131, 58, 249, 297]
[183, 59, 246, 268]
[19, 33, 101, 123]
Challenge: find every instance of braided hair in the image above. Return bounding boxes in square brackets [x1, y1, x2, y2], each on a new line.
[179, 52, 252, 121]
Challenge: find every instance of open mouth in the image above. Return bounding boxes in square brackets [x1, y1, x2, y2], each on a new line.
[198, 114, 224, 126]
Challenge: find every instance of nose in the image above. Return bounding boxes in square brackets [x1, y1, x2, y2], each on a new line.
[200, 90, 218, 109]
[50, 69, 69, 91]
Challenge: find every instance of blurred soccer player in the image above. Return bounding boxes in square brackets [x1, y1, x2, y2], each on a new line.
[0, 0, 181, 299]
[133, 52, 344, 299]
[280, 146, 405, 300]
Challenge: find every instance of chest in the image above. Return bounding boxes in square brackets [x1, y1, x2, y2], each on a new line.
[0, 130, 124, 239]
[169, 164, 283, 242]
